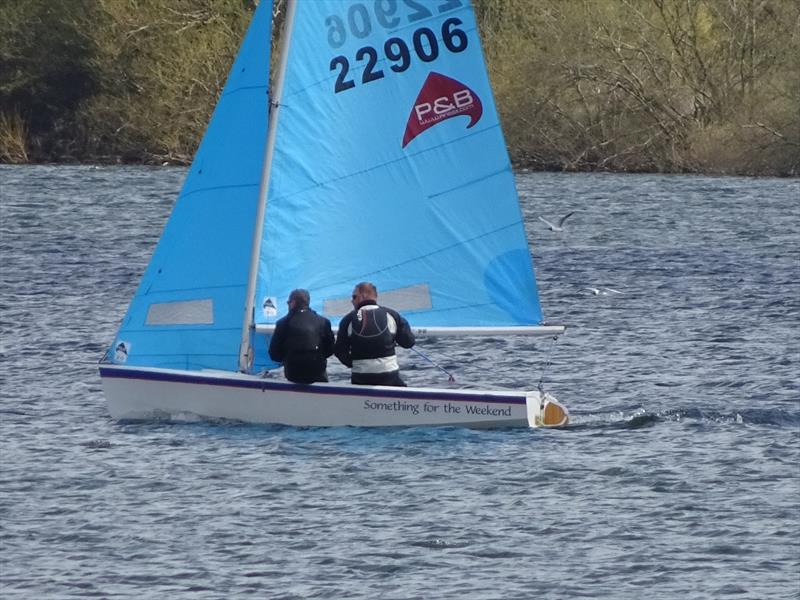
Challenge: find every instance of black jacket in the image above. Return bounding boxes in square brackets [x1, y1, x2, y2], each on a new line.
[334, 300, 415, 372]
[269, 308, 334, 383]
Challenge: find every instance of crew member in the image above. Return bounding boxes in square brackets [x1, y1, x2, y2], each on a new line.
[334, 281, 415, 386]
[269, 289, 334, 384]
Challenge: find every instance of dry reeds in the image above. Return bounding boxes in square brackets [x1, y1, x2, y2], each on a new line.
[0, 111, 29, 164]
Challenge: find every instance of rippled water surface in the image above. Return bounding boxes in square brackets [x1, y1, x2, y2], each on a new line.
[1, 166, 798, 599]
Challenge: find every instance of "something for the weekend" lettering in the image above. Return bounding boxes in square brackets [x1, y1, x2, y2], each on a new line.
[362, 400, 511, 417]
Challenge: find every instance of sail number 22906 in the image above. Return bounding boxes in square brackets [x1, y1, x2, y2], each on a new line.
[326, 0, 469, 94]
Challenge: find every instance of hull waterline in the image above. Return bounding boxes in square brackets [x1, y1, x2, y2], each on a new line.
[99, 365, 568, 428]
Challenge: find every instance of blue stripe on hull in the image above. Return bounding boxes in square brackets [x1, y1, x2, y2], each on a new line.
[98, 366, 526, 405]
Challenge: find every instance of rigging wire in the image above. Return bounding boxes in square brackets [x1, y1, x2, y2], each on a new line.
[410, 346, 456, 382]
[411, 334, 563, 389]
[537, 335, 560, 395]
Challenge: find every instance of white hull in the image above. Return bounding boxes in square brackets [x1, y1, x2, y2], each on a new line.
[99, 365, 568, 428]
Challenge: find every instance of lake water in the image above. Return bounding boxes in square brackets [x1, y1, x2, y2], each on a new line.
[1, 165, 798, 599]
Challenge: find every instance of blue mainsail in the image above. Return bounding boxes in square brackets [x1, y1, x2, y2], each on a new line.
[255, 0, 544, 333]
[108, 2, 273, 371]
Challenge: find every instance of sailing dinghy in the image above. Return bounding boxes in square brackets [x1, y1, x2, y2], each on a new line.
[99, 0, 569, 428]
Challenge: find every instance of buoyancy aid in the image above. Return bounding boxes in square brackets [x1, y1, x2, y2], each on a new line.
[268, 308, 334, 384]
[348, 304, 399, 373]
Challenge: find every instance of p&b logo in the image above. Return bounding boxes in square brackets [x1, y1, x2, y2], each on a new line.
[402, 72, 483, 148]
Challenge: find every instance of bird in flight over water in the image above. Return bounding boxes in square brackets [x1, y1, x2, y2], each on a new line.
[539, 211, 575, 232]
[584, 287, 622, 296]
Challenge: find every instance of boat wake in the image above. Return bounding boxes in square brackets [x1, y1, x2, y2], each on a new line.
[565, 405, 800, 429]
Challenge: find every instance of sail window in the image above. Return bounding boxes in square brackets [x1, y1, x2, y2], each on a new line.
[324, 284, 432, 317]
[146, 299, 214, 325]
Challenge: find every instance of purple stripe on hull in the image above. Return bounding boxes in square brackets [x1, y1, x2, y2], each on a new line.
[99, 366, 526, 405]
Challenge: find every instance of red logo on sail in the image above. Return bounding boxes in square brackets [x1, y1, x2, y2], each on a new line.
[402, 72, 483, 148]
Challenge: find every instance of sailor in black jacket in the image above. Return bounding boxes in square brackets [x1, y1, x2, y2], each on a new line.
[269, 289, 335, 384]
[334, 281, 415, 386]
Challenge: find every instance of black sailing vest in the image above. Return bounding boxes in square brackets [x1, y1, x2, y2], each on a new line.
[349, 305, 397, 361]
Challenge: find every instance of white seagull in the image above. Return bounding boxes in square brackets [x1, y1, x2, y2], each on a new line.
[538, 211, 575, 232]
[585, 287, 623, 296]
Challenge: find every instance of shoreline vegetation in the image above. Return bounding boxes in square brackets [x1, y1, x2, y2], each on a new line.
[1, 0, 798, 176]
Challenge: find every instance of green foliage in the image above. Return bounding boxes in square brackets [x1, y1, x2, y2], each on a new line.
[0, 0, 797, 174]
[0, 0, 254, 163]
[476, 0, 800, 175]
[77, 0, 255, 163]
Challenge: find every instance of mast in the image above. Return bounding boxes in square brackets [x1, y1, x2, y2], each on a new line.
[238, 0, 298, 372]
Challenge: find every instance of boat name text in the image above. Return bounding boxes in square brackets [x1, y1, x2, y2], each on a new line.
[363, 400, 512, 417]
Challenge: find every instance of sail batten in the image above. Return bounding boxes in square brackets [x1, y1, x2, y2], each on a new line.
[264, 125, 508, 207]
[307, 223, 525, 286]
[176, 183, 260, 199]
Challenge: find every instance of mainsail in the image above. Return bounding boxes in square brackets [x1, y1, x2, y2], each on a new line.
[108, 3, 273, 371]
[254, 0, 545, 338]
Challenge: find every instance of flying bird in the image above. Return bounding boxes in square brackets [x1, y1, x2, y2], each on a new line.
[584, 287, 622, 296]
[538, 211, 575, 232]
